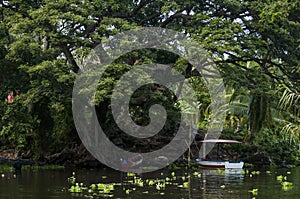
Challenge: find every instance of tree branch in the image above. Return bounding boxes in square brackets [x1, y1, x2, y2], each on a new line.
[110, 0, 153, 18]
[60, 44, 80, 73]
[160, 12, 192, 28]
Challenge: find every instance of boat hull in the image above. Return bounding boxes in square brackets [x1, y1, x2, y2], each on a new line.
[225, 161, 244, 169]
[197, 159, 226, 168]
[196, 159, 244, 169]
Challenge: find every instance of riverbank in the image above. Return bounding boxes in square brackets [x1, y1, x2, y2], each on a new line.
[1, 143, 298, 171]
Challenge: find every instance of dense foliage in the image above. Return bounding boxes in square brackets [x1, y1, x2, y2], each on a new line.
[0, 0, 299, 165]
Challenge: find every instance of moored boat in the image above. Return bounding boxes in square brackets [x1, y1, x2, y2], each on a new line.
[196, 158, 226, 168]
[197, 139, 244, 169]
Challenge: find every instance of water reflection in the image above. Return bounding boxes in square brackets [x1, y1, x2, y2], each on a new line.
[199, 169, 244, 198]
[201, 168, 244, 181]
[0, 167, 300, 198]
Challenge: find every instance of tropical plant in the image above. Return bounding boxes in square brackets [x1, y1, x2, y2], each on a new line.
[278, 87, 300, 149]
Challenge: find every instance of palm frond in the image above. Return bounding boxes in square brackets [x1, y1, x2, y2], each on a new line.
[279, 88, 300, 118]
[278, 88, 300, 148]
[281, 122, 300, 149]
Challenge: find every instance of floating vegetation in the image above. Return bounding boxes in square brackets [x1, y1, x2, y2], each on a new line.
[68, 172, 116, 197]
[281, 181, 293, 191]
[193, 171, 201, 178]
[251, 171, 260, 175]
[64, 167, 299, 198]
[276, 175, 287, 182]
[249, 188, 258, 196]
[21, 164, 65, 170]
[127, 172, 136, 177]
[276, 174, 293, 191]
[95, 183, 115, 194]
[67, 172, 76, 184]
[155, 181, 166, 190]
[243, 170, 259, 178]
[183, 181, 189, 188]
[69, 183, 84, 193]
[171, 171, 175, 177]
[67, 169, 193, 198]
[244, 163, 254, 168]
[216, 168, 226, 175]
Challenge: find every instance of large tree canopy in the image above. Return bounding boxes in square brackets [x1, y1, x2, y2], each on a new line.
[0, 0, 299, 162]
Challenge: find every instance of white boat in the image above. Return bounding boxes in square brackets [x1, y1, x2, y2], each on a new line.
[196, 158, 226, 168]
[197, 139, 244, 169]
[225, 161, 244, 169]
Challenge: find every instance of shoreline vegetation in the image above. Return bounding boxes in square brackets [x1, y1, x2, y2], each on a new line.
[0, 137, 298, 171]
[0, 0, 299, 171]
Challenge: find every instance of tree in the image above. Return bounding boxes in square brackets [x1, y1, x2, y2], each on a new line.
[0, 0, 299, 160]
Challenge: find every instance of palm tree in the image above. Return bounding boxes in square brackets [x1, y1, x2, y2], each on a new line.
[226, 88, 272, 141]
[278, 87, 300, 148]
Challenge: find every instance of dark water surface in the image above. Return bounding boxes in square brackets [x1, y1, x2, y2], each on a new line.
[1, 166, 300, 199]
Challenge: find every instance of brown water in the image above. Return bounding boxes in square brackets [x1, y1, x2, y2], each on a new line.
[0, 166, 300, 199]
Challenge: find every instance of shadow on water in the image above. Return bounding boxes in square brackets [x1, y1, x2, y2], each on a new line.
[0, 166, 300, 198]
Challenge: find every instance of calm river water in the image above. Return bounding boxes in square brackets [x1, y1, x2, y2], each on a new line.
[0, 166, 300, 199]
